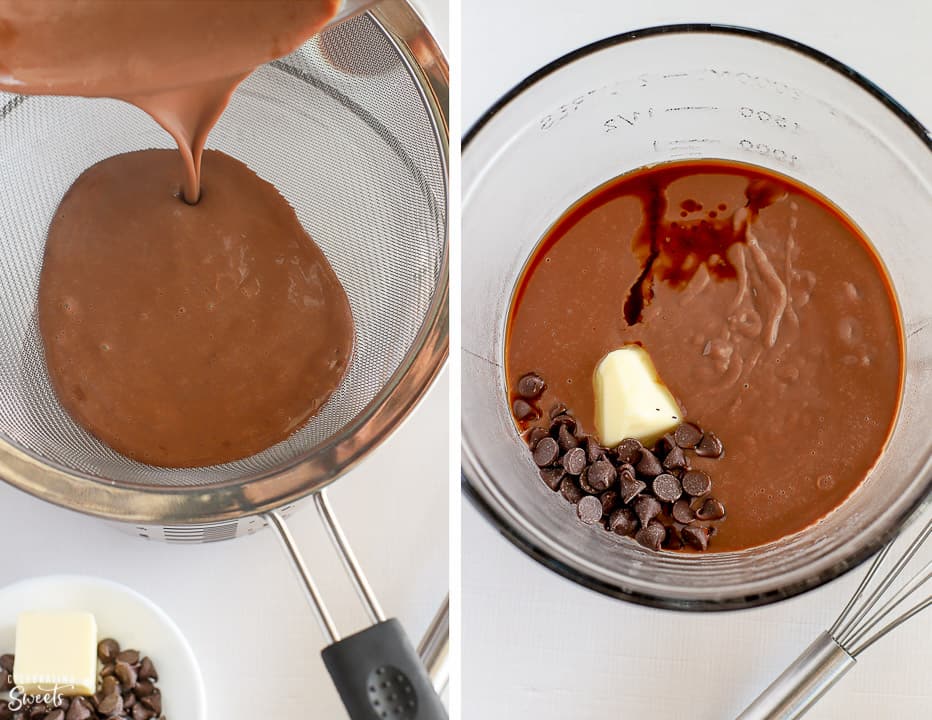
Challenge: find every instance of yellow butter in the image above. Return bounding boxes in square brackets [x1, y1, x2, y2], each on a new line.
[13, 612, 98, 696]
[593, 345, 683, 448]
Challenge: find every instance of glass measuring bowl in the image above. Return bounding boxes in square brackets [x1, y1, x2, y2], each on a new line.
[462, 25, 932, 610]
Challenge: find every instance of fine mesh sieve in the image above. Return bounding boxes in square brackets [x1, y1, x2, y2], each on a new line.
[0, 4, 448, 524]
[0, 3, 449, 716]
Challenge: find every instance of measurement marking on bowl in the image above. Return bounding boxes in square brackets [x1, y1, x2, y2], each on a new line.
[539, 89, 600, 131]
[665, 105, 719, 113]
[652, 138, 722, 153]
[603, 107, 654, 132]
[700, 67, 802, 100]
[667, 138, 720, 145]
[739, 105, 801, 133]
[738, 138, 799, 166]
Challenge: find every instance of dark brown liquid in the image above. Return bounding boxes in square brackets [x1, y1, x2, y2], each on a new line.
[507, 160, 903, 551]
[39, 150, 354, 468]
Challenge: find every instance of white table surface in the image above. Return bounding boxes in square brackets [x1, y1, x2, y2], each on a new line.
[0, 376, 448, 720]
[462, 1, 932, 718]
[0, 1, 450, 718]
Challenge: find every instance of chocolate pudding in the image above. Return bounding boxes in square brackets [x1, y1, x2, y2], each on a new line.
[0, 0, 341, 202]
[39, 150, 353, 467]
[507, 160, 903, 551]
[1, 1, 357, 467]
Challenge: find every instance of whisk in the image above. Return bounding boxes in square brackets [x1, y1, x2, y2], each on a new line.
[737, 514, 932, 719]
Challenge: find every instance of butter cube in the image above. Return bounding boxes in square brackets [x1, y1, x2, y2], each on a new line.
[13, 612, 98, 696]
[593, 345, 683, 448]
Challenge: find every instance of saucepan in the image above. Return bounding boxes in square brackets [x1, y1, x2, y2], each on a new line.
[0, 1, 448, 717]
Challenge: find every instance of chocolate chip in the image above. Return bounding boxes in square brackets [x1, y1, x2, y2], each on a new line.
[695, 431, 724, 458]
[636, 448, 663, 477]
[141, 693, 161, 715]
[608, 507, 638, 536]
[652, 473, 682, 503]
[682, 524, 711, 550]
[549, 414, 576, 435]
[619, 469, 646, 504]
[664, 524, 684, 550]
[682, 470, 712, 497]
[560, 477, 585, 504]
[134, 681, 156, 699]
[525, 426, 548, 448]
[517, 373, 546, 399]
[561, 447, 586, 475]
[557, 424, 579, 452]
[137, 657, 158, 683]
[101, 675, 119, 697]
[539, 466, 565, 491]
[599, 490, 619, 516]
[98, 639, 121, 662]
[696, 497, 726, 521]
[614, 438, 643, 465]
[662, 444, 689, 471]
[0, 654, 13, 673]
[586, 459, 616, 492]
[0, 700, 11, 720]
[549, 402, 568, 419]
[0, 669, 11, 693]
[674, 422, 703, 448]
[512, 398, 536, 421]
[633, 494, 662, 527]
[577, 495, 603, 524]
[532, 436, 559, 466]
[115, 660, 138, 689]
[133, 704, 156, 720]
[96, 692, 123, 717]
[66, 697, 93, 720]
[577, 467, 595, 494]
[672, 499, 696, 524]
[45, 710, 65, 720]
[582, 436, 605, 463]
[657, 433, 678, 454]
[100, 662, 116, 678]
[635, 520, 666, 550]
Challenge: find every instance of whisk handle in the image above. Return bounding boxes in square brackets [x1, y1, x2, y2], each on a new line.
[736, 632, 855, 720]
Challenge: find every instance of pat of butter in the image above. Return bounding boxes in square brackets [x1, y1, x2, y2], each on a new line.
[593, 345, 683, 448]
[13, 612, 98, 696]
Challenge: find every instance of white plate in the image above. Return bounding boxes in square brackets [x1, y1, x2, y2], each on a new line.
[0, 575, 206, 719]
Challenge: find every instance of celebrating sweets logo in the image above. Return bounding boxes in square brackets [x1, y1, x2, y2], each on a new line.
[4, 675, 72, 710]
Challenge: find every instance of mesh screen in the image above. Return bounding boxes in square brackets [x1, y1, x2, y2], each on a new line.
[0, 14, 446, 488]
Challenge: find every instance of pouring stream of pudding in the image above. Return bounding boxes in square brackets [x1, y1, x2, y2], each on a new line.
[0, 1, 356, 467]
[0, 0, 341, 202]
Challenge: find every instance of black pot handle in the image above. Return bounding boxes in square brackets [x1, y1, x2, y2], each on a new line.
[265, 501, 448, 719]
[323, 618, 448, 720]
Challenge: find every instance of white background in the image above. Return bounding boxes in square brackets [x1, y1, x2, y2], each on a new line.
[0, 375, 448, 719]
[0, 1, 450, 718]
[462, 1, 932, 718]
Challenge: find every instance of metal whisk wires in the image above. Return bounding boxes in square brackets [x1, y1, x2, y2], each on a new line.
[829, 516, 932, 656]
[737, 512, 931, 720]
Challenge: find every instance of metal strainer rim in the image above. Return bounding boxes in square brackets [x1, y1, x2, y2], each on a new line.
[0, 1, 449, 526]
